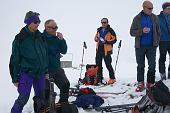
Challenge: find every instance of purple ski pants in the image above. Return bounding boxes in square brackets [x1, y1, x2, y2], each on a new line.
[11, 72, 45, 113]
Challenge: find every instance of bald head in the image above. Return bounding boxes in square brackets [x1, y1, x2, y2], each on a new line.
[143, 1, 153, 8]
[142, 0, 153, 15]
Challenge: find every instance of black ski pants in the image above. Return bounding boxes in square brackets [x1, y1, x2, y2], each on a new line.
[135, 47, 157, 84]
[45, 68, 70, 105]
[159, 41, 170, 74]
[95, 47, 115, 82]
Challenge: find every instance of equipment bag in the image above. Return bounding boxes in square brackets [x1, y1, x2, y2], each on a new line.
[55, 102, 79, 113]
[132, 80, 170, 113]
[33, 96, 46, 113]
[152, 80, 170, 105]
[83, 64, 98, 85]
[74, 87, 104, 109]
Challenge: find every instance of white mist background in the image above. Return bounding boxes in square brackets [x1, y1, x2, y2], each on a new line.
[0, 0, 168, 112]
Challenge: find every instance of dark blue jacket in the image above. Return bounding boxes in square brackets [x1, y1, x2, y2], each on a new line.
[43, 31, 67, 73]
[158, 11, 170, 41]
[74, 94, 104, 108]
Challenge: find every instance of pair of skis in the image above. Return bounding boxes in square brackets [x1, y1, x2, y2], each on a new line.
[84, 103, 136, 113]
[69, 87, 127, 96]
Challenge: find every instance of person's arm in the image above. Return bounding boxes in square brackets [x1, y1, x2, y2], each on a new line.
[56, 32, 67, 54]
[156, 16, 161, 43]
[59, 38, 67, 54]
[9, 38, 20, 86]
[43, 35, 49, 77]
[105, 28, 117, 45]
[130, 16, 143, 37]
[94, 31, 100, 42]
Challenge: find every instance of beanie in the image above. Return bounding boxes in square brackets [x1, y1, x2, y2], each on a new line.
[162, 2, 170, 10]
[24, 11, 40, 25]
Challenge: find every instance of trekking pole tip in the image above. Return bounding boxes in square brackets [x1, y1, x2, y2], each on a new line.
[118, 40, 122, 48]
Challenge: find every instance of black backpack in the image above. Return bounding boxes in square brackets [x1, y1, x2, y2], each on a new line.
[152, 80, 170, 105]
[56, 102, 79, 113]
[132, 80, 170, 113]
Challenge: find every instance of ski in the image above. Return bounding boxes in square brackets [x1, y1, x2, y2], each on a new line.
[95, 103, 136, 112]
[69, 87, 127, 97]
[96, 90, 127, 95]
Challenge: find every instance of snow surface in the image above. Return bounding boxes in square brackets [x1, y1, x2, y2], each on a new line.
[2, 66, 170, 113]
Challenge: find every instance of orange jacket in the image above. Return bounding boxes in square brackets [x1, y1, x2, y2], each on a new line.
[95, 25, 117, 56]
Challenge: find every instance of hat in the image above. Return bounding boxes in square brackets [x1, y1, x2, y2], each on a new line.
[24, 11, 40, 25]
[162, 2, 170, 10]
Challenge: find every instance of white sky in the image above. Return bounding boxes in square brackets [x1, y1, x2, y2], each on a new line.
[0, 0, 169, 112]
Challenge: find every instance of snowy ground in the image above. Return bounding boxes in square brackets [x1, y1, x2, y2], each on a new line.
[2, 67, 169, 113]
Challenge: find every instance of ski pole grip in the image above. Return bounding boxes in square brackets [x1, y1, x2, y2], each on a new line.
[118, 40, 122, 48]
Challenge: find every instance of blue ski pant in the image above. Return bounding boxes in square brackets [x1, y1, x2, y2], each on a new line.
[11, 72, 45, 113]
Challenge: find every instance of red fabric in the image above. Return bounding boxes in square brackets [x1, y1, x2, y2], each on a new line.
[86, 66, 98, 76]
[82, 88, 90, 94]
[131, 105, 140, 113]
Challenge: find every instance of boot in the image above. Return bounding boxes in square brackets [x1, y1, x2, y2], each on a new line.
[107, 79, 116, 84]
[160, 73, 166, 81]
[136, 82, 145, 92]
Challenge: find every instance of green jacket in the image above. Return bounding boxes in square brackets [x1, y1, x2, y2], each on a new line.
[43, 31, 67, 73]
[130, 11, 161, 48]
[9, 26, 48, 83]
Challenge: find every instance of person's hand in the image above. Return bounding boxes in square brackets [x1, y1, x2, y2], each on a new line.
[13, 82, 19, 87]
[100, 37, 106, 43]
[57, 32, 63, 40]
[45, 74, 49, 80]
[143, 27, 150, 33]
[94, 37, 99, 42]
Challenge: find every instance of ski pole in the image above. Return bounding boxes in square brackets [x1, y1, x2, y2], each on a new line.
[115, 40, 122, 72]
[77, 41, 87, 90]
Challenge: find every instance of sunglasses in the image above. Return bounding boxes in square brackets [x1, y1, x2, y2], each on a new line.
[166, 7, 170, 9]
[47, 26, 58, 30]
[101, 22, 107, 24]
[33, 21, 40, 24]
[145, 6, 153, 10]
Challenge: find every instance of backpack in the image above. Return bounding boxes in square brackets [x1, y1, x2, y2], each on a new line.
[132, 80, 170, 113]
[55, 102, 79, 113]
[74, 87, 104, 109]
[33, 96, 46, 113]
[83, 64, 98, 85]
[152, 80, 170, 105]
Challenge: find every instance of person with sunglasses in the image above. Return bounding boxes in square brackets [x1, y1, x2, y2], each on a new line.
[158, 2, 170, 80]
[130, 1, 161, 92]
[9, 11, 49, 113]
[43, 19, 70, 106]
[94, 18, 117, 85]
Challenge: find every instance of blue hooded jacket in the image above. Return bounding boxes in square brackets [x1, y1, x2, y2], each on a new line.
[158, 11, 170, 41]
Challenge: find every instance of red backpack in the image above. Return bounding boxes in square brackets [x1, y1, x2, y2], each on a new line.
[83, 64, 98, 85]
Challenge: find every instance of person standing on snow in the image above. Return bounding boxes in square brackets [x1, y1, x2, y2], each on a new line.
[43, 19, 70, 105]
[94, 18, 117, 85]
[158, 2, 170, 80]
[9, 11, 49, 113]
[130, 1, 160, 92]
